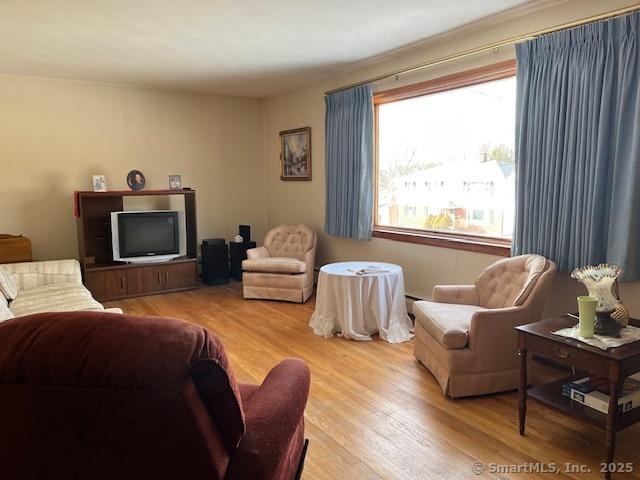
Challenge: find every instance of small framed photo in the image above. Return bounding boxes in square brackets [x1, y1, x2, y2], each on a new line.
[126, 170, 146, 191]
[169, 175, 182, 190]
[280, 127, 311, 181]
[92, 175, 107, 192]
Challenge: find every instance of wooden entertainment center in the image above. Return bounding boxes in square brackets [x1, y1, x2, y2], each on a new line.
[76, 190, 199, 301]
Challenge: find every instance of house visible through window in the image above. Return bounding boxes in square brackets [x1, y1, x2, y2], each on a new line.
[374, 61, 516, 249]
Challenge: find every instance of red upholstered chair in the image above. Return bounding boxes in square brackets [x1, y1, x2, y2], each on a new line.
[0, 312, 310, 480]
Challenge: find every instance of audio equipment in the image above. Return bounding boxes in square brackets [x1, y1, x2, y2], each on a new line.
[201, 238, 229, 285]
[229, 240, 256, 281]
[239, 225, 251, 243]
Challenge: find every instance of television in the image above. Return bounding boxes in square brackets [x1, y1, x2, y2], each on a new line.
[111, 210, 186, 263]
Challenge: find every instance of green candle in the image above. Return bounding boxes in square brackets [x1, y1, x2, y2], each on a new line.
[577, 296, 597, 338]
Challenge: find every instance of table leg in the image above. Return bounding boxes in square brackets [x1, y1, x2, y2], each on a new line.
[604, 378, 620, 480]
[518, 348, 527, 436]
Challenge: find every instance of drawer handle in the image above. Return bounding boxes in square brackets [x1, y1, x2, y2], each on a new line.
[157, 272, 162, 284]
[120, 277, 125, 290]
[554, 346, 570, 359]
[165, 272, 169, 283]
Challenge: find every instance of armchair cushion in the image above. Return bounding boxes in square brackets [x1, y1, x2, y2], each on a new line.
[413, 301, 488, 349]
[474, 255, 548, 309]
[242, 257, 306, 275]
[0, 267, 18, 300]
[264, 225, 315, 260]
[9, 283, 103, 318]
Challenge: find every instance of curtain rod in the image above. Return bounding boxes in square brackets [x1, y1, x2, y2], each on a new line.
[324, 4, 640, 96]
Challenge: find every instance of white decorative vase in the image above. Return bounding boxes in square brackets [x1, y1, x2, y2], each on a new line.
[571, 264, 627, 336]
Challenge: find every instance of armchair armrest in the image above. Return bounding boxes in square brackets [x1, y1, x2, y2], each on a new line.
[468, 306, 530, 370]
[2, 259, 82, 292]
[246, 246, 270, 260]
[227, 358, 310, 480]
[432, 285, 479, 305]
[301, 247, 316, 287]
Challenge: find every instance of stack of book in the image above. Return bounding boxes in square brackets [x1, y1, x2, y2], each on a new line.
[562, 373, 640, 414]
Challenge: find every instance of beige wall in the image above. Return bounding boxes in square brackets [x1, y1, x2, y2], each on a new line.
[0, 75, 267, 260]
[262, 0, 640, 316]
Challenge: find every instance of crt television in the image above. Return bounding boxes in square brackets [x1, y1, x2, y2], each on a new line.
[111, 210, 186, 263]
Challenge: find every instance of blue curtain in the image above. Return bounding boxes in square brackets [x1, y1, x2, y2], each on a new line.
[514, 12, 640, 280]
[325, 84, 374, 240]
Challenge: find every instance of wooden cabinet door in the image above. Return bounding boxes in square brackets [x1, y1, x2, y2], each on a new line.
[85, 269, 127, 301]
[164, 261, 198, 290]
[126, 265, 166, 296]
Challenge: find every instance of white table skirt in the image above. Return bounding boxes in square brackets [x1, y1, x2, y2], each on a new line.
[309, 262, 414, 343]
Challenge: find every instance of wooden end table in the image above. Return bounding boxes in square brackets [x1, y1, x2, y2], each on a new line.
[517, 316, 640, 479]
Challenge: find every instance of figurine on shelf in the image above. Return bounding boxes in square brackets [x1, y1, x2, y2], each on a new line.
[571, 263, 629, 337]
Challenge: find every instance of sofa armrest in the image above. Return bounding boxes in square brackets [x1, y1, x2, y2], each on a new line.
[2, 259, 82, 291]
[432, 285, 479, 305]
[246, 246, 270, 260]
[226, 358, 310, 480]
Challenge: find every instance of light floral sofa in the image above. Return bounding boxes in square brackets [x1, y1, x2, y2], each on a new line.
[0, 260, 122, 321]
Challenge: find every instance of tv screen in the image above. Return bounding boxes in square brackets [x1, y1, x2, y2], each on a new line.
[118, 212, 179, 258]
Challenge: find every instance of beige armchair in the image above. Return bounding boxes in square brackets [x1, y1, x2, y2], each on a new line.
[242, 224, 316, 303]
[413, 254, 556, 398]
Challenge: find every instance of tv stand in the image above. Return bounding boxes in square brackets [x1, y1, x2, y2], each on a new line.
[75, 190, 199, 301]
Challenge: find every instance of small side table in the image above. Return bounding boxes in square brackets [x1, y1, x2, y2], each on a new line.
[517, 316, 640, 479]
[229, 241, 256, 281]
[309, 262, 413, 343]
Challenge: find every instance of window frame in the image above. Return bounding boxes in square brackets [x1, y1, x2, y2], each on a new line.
[372, 59, 517, 257]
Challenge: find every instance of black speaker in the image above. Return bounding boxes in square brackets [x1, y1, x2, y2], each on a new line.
[239, 225, 251, 242]
[201, 238, 229, 285]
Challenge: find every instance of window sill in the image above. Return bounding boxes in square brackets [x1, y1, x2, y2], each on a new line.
[372, 226, 511, 257]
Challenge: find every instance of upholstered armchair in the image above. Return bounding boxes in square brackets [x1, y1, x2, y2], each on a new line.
[242, 224, 316, 303]
[0, 311, 310, 480]
[413, 254, 556, 398]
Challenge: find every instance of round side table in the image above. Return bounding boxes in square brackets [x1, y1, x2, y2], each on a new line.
[309, 261, 414, 343]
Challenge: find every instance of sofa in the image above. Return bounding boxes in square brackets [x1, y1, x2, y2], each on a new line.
[413, 254, 556, 398]
[242, 224, 317, 303]
[0, 311, 310, 480]
[0, 259, 122, 321]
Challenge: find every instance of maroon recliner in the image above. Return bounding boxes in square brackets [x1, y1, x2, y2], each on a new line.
[0, 312, 310, 479]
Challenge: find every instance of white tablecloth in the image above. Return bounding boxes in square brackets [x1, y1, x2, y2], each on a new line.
[309, 262, 414, 343]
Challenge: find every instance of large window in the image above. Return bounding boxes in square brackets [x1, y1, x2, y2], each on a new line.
[374, 61, 516, 255]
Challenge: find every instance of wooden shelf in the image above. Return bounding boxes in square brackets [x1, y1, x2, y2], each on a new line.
[85, 257, 195, 271]
[528, 375, 640, 431]
[76, 189, 195, 198]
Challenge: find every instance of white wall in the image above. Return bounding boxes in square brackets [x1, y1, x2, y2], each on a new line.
[262, 0, 640, 316]
[0, 75, 267, 260]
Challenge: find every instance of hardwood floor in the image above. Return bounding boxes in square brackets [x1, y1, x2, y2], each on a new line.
[105, 283, 640, 479]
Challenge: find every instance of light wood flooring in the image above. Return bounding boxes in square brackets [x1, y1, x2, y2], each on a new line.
[105, 283, 640, 480]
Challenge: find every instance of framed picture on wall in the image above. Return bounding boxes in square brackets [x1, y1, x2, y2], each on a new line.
[280, 127, 311, 181]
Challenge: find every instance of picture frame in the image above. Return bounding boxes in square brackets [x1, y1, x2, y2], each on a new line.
[92, 175, 107, 192]
[169, 175, 182, 190]
[126, 170, 146, 191]
[280, 127, 311, 181]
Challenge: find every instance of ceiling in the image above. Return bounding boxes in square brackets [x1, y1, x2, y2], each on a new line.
[0, 0, 532, 97]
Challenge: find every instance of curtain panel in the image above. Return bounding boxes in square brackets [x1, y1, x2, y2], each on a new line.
[514, 11, 640, 280]
[324, 84, 374, 240]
